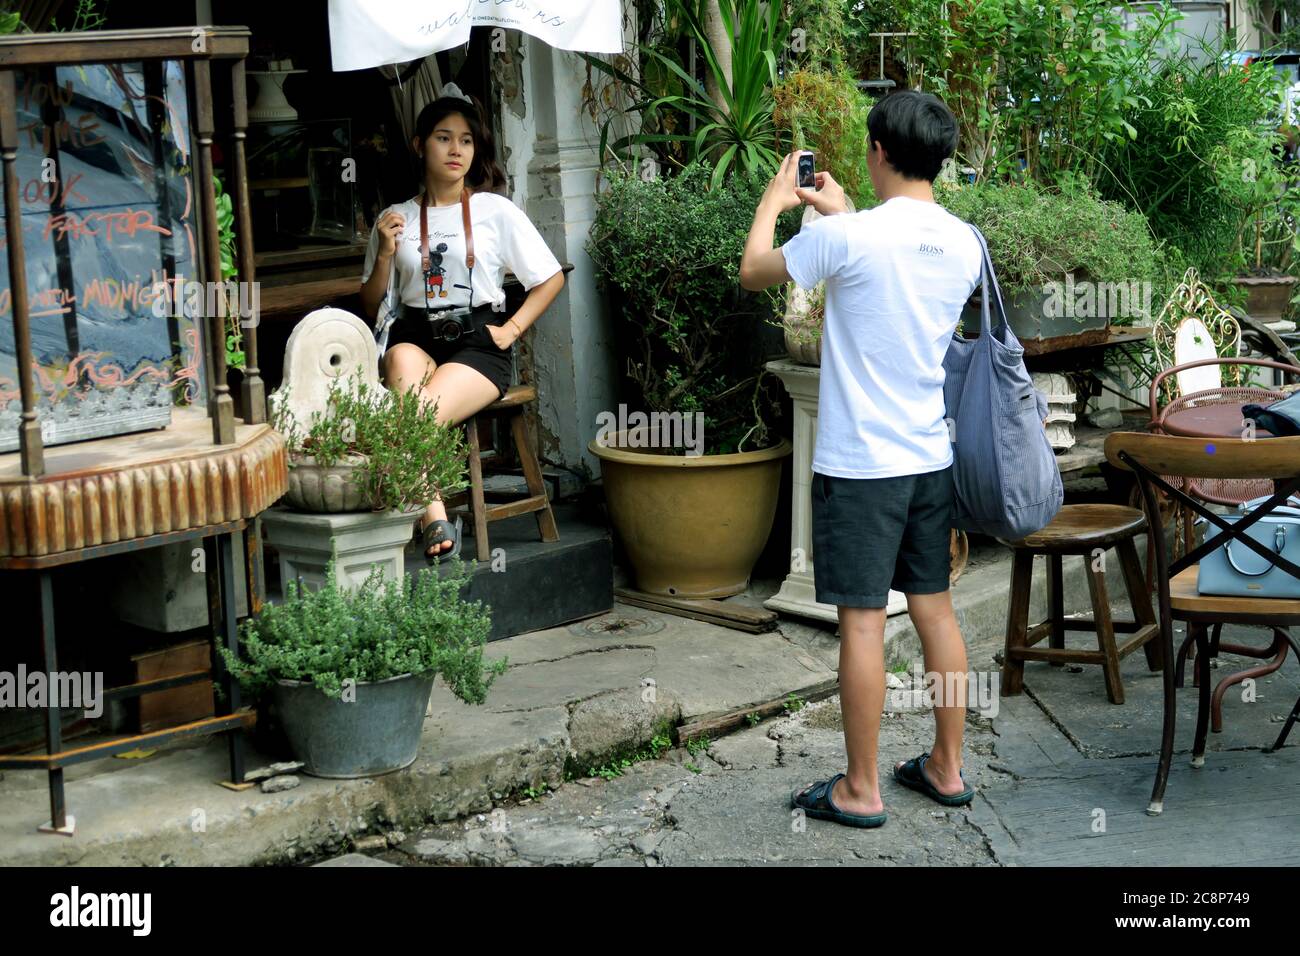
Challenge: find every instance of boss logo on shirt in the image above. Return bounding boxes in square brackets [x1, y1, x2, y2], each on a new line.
[918, 242, 944, 257]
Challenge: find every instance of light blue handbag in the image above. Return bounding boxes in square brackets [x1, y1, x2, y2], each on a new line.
[1196, 495, 1300, 599]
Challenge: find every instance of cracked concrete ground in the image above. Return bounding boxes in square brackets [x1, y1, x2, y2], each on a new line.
[6, 540, 1297, 867]
[359, 696, 999, 867]
[326, 618, 1300, 868]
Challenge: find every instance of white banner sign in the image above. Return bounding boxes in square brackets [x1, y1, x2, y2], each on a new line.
[329, 0, 625, 72]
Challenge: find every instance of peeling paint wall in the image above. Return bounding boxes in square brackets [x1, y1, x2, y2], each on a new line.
[497, 19, 631, 477]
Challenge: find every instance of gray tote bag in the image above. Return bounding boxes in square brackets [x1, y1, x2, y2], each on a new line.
[942, 225, 1063, 541]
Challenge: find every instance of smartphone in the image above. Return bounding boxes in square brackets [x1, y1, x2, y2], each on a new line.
[797, 151, 816, 189]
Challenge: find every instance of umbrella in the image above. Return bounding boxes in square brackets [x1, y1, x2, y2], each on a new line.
[328, 0, 625, 72]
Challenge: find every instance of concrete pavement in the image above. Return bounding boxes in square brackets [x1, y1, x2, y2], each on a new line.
[3, 536, 1296, 866]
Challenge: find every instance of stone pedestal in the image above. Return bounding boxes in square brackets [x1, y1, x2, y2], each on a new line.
[108, 538, 250, 632]
[261, 505, 423, 592]
[763, 359, 908, 622]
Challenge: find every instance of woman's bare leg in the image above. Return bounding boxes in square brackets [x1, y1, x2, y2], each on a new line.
[383, 344, 499, 555]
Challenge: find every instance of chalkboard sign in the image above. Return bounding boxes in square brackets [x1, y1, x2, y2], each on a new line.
[0, 60, 207, 453]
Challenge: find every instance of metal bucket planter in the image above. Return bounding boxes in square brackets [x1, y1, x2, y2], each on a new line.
[273, 673, 435, 778]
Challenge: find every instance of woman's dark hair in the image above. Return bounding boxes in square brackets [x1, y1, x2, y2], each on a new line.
[866, 90, 958, 182]
[413, 94, 507, 193]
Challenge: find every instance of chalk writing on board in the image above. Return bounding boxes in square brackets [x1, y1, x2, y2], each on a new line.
[0, 60, 207, 453]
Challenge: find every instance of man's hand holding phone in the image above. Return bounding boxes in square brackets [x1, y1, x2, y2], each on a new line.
[759, 151, 808, 214]
[796, 168, 849, 217]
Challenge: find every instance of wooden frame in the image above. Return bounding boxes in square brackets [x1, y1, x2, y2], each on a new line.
[0, 26, 265, 479]
[0, 26, 288, 835]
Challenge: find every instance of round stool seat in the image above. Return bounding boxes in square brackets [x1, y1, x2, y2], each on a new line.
[1007, 504, 1147, 553]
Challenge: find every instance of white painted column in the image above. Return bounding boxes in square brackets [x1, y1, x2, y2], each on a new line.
[764, 358, 909, 621]
[500, 33, 622, 475]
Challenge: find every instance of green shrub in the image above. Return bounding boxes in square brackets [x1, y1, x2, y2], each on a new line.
[1094, 44, 1293, 281]
[271, 372, 468, 513]
[937, 178, 1169, 309]
[773, 68, 876, 209]
[897, 0, 1147, 184]
[588, 162, 801, 453]
[221, 560, 504, 702]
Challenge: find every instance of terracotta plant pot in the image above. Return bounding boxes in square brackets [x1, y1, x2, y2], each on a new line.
[283, 453, 374, 512]
[589, 429, 791, 598]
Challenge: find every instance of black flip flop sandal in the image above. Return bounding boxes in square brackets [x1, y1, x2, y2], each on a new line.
[790, 773, 887, 828]
[419, 515, 462, 563]
[893, 752, 974, 807]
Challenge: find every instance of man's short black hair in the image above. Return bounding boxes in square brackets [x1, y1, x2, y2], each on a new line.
[866, 90, 959, 182]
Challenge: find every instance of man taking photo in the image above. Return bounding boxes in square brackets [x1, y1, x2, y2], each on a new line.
[739, 90, 982, 827]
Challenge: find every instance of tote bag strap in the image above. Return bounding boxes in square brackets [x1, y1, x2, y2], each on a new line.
[967, 223, 1009, 337]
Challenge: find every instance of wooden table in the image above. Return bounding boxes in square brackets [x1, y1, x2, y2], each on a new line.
[0, 409, 287, 834]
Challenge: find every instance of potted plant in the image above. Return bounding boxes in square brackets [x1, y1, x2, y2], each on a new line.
[273, 371, 466, 513]
[1087, 39, 1296, 313]
[265, 368, 469, 591]
[580, 0, 785, 189]
[770, 66, 871, 366]
[938, 179, 1166, 345]
[222, 558, 504, 777]
[587, 162, 796, 598]
[1232, 182, 1300, 322]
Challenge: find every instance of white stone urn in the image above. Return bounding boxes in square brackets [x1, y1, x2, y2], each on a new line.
[284, 453, 375, 513]
[782, 199, 854, 366]
[271, 307, 388, 514]
[784, 282, 824, 365]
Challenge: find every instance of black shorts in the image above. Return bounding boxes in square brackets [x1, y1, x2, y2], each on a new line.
[811, 464, 955, 608]
[386, 305, 512, 400]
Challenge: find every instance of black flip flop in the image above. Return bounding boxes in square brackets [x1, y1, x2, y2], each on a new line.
[419, 515, 462, 563]
[893, 752, 974, 807]
[790, 773, 887, 828]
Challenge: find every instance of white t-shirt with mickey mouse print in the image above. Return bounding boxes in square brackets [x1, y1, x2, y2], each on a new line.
[362, 190, 562, 311]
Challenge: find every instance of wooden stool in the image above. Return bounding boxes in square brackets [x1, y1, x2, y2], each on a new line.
[446, 384, 559, 562]
[1002, 504, 1163, 705]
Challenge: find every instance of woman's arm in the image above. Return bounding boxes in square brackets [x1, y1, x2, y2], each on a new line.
[359, 249, 393, 322]
[359, 209, 406, 322]
[488, 269, 564, 348]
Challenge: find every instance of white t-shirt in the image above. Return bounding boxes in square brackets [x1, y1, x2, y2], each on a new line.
[781, 195, 982, 479]
[362, 190, 562, 310]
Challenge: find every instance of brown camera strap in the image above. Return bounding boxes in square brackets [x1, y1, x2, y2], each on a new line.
[420, 186, 474, 274]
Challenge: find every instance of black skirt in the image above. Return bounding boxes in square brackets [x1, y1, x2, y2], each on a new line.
[386, 304, 512, 399]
